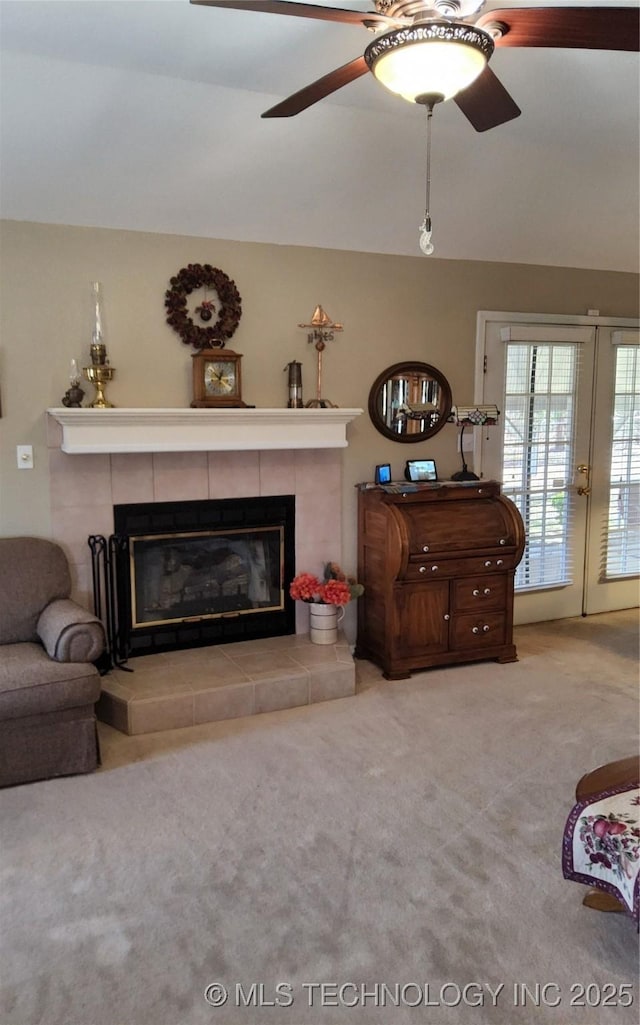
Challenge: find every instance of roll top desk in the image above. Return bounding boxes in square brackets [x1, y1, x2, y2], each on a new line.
[356, 481, 525, 680]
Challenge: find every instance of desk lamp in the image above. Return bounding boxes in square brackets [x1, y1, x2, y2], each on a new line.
[448, 404, 499, 481]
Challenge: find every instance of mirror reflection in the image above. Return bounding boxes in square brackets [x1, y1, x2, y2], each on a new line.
[368, 362, 452, 443]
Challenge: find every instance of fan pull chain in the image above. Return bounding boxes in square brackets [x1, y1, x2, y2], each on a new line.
[419, 101, 435, 256]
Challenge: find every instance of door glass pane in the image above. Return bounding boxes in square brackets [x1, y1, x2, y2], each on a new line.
[501, 343, 580, 590]
[605, 345, 640, 578]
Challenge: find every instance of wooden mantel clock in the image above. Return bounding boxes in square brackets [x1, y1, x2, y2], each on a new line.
[191, 349, 246, 408]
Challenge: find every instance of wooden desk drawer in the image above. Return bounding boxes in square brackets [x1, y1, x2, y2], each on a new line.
[452, 575, 507, 612]
[404, 554, 516, 581]
[450, 612, 506, 650]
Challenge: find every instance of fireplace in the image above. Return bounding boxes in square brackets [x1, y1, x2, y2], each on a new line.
[101, 495, 295, 659]
[46, 411, 361, 733]
[46, 409, 359, 636]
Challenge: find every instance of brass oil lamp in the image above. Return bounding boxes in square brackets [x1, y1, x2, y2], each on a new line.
[83, 282, 116, 407]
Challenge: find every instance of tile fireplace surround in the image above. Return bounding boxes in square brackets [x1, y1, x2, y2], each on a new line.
[46, 408, 362, 734]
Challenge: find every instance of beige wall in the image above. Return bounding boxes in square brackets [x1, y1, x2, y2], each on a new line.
[1, 218, 638, 581]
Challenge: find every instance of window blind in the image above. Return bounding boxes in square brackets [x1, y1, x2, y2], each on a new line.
[499, 332, 585, 592]
[605, 341, 640, 579]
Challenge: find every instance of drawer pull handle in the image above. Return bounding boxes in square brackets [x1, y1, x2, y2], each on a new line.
[472, 626, 479, 634]
[473, 589, 480, 596]
[496, 559, 504, 566]
[499, 538, 506, 545]
[477, 488, 484, 494]
[431, 565, 439, 572]
[444, 614, 450, 621]
[419, 566, 427, 574]
[422, 545, 429, 553]
[484, 588, 491, 595]
[483, 624, 490, 632]
[484, 560, 492, 567]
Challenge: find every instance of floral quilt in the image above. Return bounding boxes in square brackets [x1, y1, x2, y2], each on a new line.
[562, 782, 640, 926]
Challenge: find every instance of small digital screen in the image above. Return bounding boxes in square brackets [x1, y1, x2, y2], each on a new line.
[406, 459, 437, 482]
[375, 463, 392, 484]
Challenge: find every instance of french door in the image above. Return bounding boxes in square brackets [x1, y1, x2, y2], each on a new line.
[476, 313, 639, 624]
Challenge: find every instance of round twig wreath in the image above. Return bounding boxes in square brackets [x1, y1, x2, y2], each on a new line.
[164, 263, 242, 349]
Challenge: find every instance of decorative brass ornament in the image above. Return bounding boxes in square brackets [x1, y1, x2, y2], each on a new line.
[165, 264, 242, 350]
[298, 305, 343, 408]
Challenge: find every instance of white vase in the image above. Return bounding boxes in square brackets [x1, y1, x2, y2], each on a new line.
[309, 603, 345, 645]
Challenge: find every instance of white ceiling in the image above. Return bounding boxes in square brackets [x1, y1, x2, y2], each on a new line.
[1, 0, 638, 271]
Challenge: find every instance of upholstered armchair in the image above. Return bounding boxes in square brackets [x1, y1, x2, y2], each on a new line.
[563, 756, 640, 926]
[0, 537, 105, 787]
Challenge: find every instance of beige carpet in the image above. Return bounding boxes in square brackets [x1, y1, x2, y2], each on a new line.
[1, 610, 639, 1025]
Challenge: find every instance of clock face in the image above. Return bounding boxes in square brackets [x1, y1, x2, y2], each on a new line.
[204, 360, 237, 396]
[191, 349, 244, 408]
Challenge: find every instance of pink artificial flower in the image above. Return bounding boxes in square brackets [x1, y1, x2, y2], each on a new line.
[321, 578, 352, 607]
[289, 573, 322, 602]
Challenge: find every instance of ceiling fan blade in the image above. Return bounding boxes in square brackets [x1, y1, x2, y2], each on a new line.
[477, 6, 640, 52]
[454, 66, 521, 132]
[190, 0, 397, 29]
[262, 55, 369, 117]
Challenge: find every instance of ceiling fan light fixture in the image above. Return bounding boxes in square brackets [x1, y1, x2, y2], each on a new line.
[364, 21, 494, 103]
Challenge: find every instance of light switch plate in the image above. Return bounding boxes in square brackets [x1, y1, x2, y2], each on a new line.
[17, 445, 34, 469]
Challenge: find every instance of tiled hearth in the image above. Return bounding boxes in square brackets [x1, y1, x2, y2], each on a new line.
[98, 631, 355, 735]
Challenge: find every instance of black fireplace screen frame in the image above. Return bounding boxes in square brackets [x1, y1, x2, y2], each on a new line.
[96, 495, 296, 661]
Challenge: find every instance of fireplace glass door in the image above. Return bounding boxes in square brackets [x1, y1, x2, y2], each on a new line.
[130, 526, 284, 629]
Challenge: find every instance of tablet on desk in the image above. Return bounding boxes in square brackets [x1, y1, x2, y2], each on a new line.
[375, 463, 392, 485]
[404, 459, 438, 482]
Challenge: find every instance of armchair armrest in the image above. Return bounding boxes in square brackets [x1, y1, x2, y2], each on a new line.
[37, 599, 105, 663]
[576, 757, 640, 800]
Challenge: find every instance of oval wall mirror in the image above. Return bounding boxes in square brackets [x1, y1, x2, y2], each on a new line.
[368, 361, 452, 443]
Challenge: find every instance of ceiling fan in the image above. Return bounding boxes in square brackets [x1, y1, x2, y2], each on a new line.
[191, 1, 639, 132]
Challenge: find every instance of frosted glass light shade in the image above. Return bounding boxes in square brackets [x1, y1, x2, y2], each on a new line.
[373, 39, 486, 101]
[365, 22, 494, 103]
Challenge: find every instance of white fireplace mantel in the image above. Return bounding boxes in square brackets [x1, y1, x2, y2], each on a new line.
[47, 407, 363, 454]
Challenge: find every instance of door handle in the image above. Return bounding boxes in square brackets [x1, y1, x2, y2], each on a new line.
[576, 463, 591, 497]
